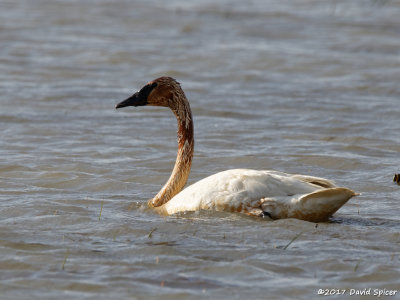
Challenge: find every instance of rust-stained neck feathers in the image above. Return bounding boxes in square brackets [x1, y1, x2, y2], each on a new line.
[146, 77, 194, 207]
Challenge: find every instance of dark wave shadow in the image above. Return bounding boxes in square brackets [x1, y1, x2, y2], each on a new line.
[330, 216, 400, 229]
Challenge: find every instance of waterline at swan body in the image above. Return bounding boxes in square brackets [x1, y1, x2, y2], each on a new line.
[116, 77, 357, 222]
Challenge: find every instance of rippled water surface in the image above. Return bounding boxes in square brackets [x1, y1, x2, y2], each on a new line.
[1, 0, 400, 299]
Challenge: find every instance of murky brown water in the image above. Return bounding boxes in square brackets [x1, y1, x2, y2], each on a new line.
[1, 0, 400, 299]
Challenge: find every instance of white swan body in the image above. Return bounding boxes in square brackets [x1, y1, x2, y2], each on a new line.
[116, 77, 357, 222]
[162, 169, 355, 221]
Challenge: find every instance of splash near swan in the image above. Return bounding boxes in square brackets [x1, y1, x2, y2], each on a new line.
[116, 77, 357, 222]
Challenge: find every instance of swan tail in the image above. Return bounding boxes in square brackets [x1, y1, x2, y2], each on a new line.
[260, 187, 358, 222]
[292, 187, 357, 222]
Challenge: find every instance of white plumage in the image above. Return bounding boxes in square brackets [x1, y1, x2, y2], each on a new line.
[161, 169, 356, 222]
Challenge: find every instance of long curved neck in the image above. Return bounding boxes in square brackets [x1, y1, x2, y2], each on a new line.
[149, 93, 194, 208]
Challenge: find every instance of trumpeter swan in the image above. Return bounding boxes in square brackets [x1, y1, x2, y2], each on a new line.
[116, 77, 357, 222]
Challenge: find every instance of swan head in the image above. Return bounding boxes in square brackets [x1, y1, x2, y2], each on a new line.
[116, 77, 181, 109]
